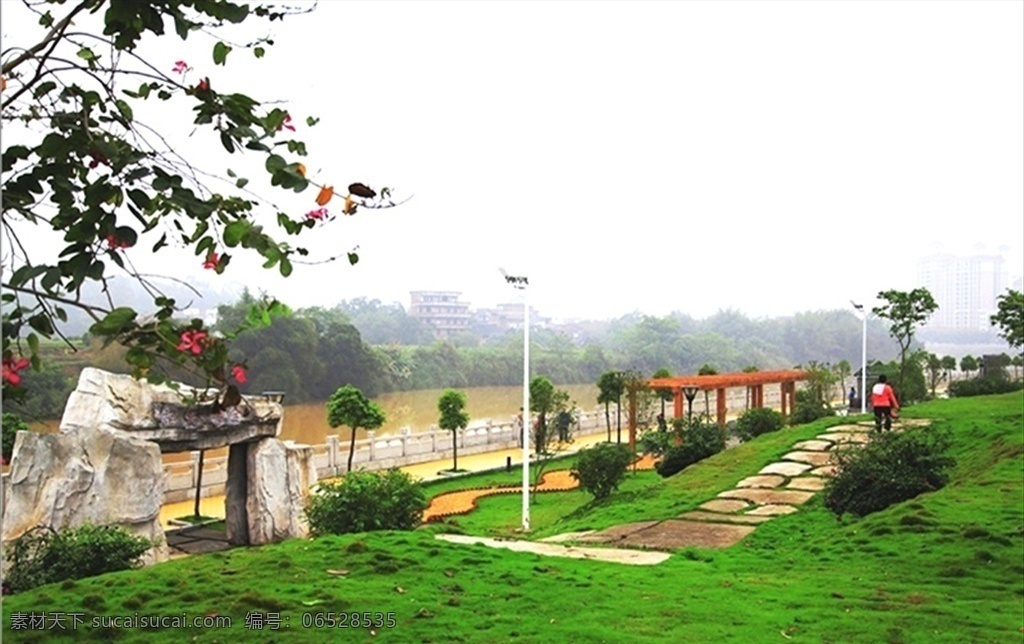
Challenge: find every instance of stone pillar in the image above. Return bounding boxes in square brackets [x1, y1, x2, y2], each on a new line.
[225, 442, 250, 546]
[367, 430, 376, 462]
[326, 435, 339, 477]
[245, 438, 317, 546]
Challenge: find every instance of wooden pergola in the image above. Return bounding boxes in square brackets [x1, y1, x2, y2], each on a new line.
[644, 369, 809, 433]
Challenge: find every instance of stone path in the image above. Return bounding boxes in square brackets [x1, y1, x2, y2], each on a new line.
[436, 418, 929, 561]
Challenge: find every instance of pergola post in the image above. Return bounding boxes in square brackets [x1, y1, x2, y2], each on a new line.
[673, 388, 684, 419]
[716, 388, 727, 429]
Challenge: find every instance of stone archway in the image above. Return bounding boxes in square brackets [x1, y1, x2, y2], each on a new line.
[1, 368, 316, 566]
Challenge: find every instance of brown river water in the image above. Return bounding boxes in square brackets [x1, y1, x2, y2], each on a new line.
[28, 384, 601, 464]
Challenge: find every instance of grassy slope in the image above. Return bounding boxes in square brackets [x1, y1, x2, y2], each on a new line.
[2, 393, 1021, 643]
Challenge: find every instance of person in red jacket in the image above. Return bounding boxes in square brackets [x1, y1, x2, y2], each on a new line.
[870, 374, 900, 432]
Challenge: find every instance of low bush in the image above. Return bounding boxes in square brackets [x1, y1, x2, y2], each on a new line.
[790, 390, 833, 425]
[5, 524, 153, 592]
[735, 407, 784, 442]
[306, 469, 427, 536]
[823, 427, 956, 518]
[948, 377, 1023, 398]
[2, 412, 30, 462]
[570, 442, 633, 500]
[656, 417, 726, 478]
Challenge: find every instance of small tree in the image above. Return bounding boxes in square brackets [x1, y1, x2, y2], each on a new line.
[833, 359, 852, 403]
[437, 389, 469, 472]
[651, 367, 673, 420]
[940, 355, 958, 382]
[326, 385, 386, 472]
[873, 288, 938, 400]
[697, 363, 718, 417]
[960, 355, 978, 379]
[571, 443, 633, 500]
[990, 289, 1024, 351]
[924, 352, 945, 398]
[596, 371, 624, 442]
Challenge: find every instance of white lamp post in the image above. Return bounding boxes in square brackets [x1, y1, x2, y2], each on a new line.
[851, 301, 867, 414]
[501, 269, 530, 532]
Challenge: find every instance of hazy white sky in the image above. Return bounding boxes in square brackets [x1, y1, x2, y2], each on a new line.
[6, 1, 1024, 321]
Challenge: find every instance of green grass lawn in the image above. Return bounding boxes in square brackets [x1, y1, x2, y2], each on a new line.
[3, 393, 1022, 643]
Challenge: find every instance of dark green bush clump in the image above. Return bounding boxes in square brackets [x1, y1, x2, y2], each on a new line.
[656, 417, 726, 478]
[948, 377, 1023, 398]
[306, 469, 427, 536]
[735, 407, 784, 442]
[823, 428, 956, 518]
[570, 442, 633, 500]
[5, 524, 153, 592]
[790, 390, 833, 425]
[2, 412, 30, 462]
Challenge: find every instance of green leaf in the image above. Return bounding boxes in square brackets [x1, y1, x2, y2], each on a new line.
[235, 178, 249, 189]
[348, 252, 359, 265]
[76, 47, 96, 61]
[213, 41, 232, 66]
[265, 154, 286, 173]
[279, 257, 292, 277]
[220, 131, 235, 153]
[306, 116, 320, 127]
[32, 81, 57, 99]
[254, 46, 265, 59]
[114, 99, 134, 122]
[223, 220, 250, 247]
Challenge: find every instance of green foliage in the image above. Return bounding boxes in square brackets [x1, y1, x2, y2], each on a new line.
[305, 470, 427, 536]
[873, 288, 938, 397]
[823, 428, 955, 518]
[437, 389, 469, 470]
[989, 289, 1023, 350]
[5, 524, 152, 592]
[2, 412, 30, 462]
[734, 407, 784, 442]
[948, 377, 1023, 397]
[570, 443, 633, 500]
[790, 389, 833, 425]
[326, 385, 386, 472]
[655, 417, 726, 477]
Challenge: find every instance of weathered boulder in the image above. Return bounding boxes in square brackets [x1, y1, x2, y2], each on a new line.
[225, 439, 317, 546]
[1, 428, 168, 565]
[60, 367, 282, 451]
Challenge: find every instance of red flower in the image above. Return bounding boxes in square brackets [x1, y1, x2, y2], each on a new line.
[172, 60, 190, 74]
[305, 207, 328, 221]
[231, 364, 248, 385]
[203, 252, 219, 270]
[196, 78, 209, 92]
[279, 114, 296, 132]
[177, 330, 207, 355]
[105, 235, 131, 250]
[2, 356, 30, 387]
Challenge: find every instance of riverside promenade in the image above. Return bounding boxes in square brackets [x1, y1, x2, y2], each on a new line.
[158, 430, 617, 528]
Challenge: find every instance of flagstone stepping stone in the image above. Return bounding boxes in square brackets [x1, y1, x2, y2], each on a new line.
[781, 451, 833, 466]
[736, 474, 786, 489]
[745, 504, 799, 516]
[436, 534, 670, 565]
[809, 466, 836, 477]
[574, 521, 661, 543]
[678, 511, 772, 525]
[758, 461, 811, 477]
[791, 440, 833, 451]
[827, 424, 867, 432]
[699, 499, 752, 512]
[538, 531, 595, 543]
[614, 520, 756, 550]
[718, 488, 815, 506]
[817, 432, 870, 444]
[786, 477, 826, 491]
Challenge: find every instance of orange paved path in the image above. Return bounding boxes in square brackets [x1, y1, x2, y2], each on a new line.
[423, 455, 657, 522]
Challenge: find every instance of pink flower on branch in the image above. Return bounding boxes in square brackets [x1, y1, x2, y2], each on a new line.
[305, 207, 328, 221]
[278, 114, 295, 132]
[231, 364, 248, 385]
[2, 356, 30, 387]
[203, 252, 219, 270]
[172, 60, 190, 74]
[105, 235, 131, 250]
[177, 330, 207, 355]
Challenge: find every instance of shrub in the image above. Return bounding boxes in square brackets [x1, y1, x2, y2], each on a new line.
[789, 390, 832, 425]
[306, 469, 427, 536]
[656, 417, 726, 478]
[948, 377, 1023, 398]
[823, 428, 956, 518]
[735, 407, 784, 442]
[2, 412, 30, 462]
[570, 442, 633, 500]
[5, 524, 153, 592]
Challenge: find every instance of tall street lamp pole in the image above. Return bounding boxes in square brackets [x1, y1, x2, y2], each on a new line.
[502, 269, 530, 532]
[851, 301, 867, 414]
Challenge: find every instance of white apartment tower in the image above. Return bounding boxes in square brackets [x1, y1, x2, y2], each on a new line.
[917, 254, 1008, 331]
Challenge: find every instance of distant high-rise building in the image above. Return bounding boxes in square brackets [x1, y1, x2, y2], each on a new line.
[917, 254, 1008, 331]
[409, 291, 471, 338]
